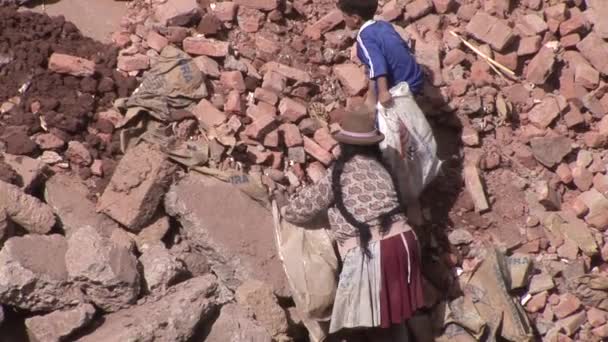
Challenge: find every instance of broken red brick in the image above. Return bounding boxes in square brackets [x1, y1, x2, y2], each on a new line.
[262, 71, 286, 94]
[263, 129, 279, 148]
[245, 115, 276, 140]
[183, 37, 230, 57]
[234, 0, 278, 11]
[517, 36, 542, 56]
[564, 107, 585, 128]
[432, 0, 455, 14]
[254, 88, 278, 106]
[281, 123, 303, 147]
[559, 15, 587, 36]
[48, 53, 95, 77]
[556, 164, 573, 184]
[334, 63, 367, 96]
[220, 71, 246, 93]
[303, 9, 343, 40]
[405, 0, 433, 20]
[303, 136, 333, 166]
[313, 127, 338, 152]
[466, 12, 514, 51]
[577, 33, 608, 76]
[210, 1, 237, 22]
[520, 14, 548, 35]
[154, 0, 201, 26]
[146, 31, 169, 52]
[544, 3, 567, 21]
[443, 49, 467, 66]
[262, 62, 312, 83]
[528, 97, 561, 129]
[560, 34, 581, 48]
[255, 34, 281, 56]
[117, 54, 150, 72]
[197, 13, 223, 35]
[306, 162, 327, 183]
[526, 46, 556, 85]
[379, 0, 405, 21]
[553, 293, 581, 319]
[493, 52, 518, 71]
[193, 56, 221, 78]
[193, 99, 227, 129]
[237, 7, 265, 33]
[279, 98, 307, 123]
[224, 90, 242, 113]
[246, 102, 276, 120]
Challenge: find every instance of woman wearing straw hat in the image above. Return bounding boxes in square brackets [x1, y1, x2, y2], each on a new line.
[278, 105, 423, 341]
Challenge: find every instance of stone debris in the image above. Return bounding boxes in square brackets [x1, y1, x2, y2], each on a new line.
[0, 180, 55, 234]
[25, 304, 96, 342]
[235, 279, 289, 339]
[65, 226, 140, 312]
[139, 244, 187, 293]
[205, 303, 272, 342]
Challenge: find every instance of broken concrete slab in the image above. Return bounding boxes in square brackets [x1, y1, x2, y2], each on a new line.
[98, 142, 177, 231]
[77, 275, 218, 342]
[139, 244, 187, 293]
[235, 279, 289, 339]
[164, 173, 288, 296]
[66, 226, 140, 312]
[25, 304, 96, 342]
[0, 180, 55, 234]
[205, 303, 273, 342]
[44, 173, 134, 250]
[2, 153, 46, 193]
[0, 235, 82, 311]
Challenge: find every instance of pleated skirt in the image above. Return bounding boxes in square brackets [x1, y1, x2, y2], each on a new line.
[329, 230, 424, 333]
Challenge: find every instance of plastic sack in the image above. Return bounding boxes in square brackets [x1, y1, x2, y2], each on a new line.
[271, 201, 338, 341]
[377, 82, 442, 202]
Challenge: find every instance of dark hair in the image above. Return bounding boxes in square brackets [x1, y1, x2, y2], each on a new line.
[337, 0, 378, 21]
[331, 143, 403, 257]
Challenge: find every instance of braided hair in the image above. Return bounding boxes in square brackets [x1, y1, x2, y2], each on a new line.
[331, 143, 405, 256]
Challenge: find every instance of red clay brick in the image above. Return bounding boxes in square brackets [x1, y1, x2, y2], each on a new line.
[313, 127, 338, 151]
[246, 102, 276, 120]
[245, 115, 276, 140]
[183, 37, 229, 57]
[560, 34, 581, 48]
[521, 14, 548, 35]
[303, 136, 333, 166]
[526, 46, 556, 85]
[466, 12, 514, 51]
[48, 53, 95, 77]
[262, 71, 286, 94]
[577, 33, 608, 76]
[334, 63, 367, 96]
[224, 90, 243, 113]
[405, 0, 433, 20]
[279, 98, 307, 123]
[281, 123, 303, 147]
[303, 9, 343, 40]
[517, 36, 542, 56]
[262, 62, 312, 83]
[432, 0, 455, 14]
[255, 34, 281, 56]
[234, 0, 278, 11]
[193, 99, 227, 129]
[220, 71, 246, 93]
[237, 7, 265, 33]
[117, 54, 150, 72]
[528, 96, 561, 129]
[254, 88, 278, 106]
[559, 15, 587, 36]
[210, 1, 237, 22]
[146, 31, 169, 52]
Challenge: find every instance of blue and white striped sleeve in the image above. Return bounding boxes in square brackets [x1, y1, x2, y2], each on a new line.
[356, 32, 388, 80]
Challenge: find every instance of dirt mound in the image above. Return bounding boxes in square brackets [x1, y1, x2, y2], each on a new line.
[0, 6, 136, 161]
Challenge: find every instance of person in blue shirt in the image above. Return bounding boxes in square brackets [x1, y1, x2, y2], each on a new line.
[338, 0, 424, 108]
[337, 0, 441, 228]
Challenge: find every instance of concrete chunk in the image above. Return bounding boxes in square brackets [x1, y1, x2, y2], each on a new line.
[0, 235, 82, 311]
[2, 153, 46, 193]
[98, 142, 177, 231]
[164, 173, 288, 295]
[206, 303, 272, 341]
[139, 244, 187, 293]
[25, 304, 96, 342]
[66, 226, 140, 312]
[0, 180, 55, 234]
[77, 275, 217, 342]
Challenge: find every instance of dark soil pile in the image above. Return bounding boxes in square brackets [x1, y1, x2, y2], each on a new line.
[0, 6, 136, 160]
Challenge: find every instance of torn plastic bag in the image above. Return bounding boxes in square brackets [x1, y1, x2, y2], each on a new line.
[271, 201, 338, 341]
[377, 82, 442, 202]
[463, 248, 534, 342]
[124, 45, 207, 124]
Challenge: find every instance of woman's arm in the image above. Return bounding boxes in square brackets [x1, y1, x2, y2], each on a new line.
[281, 171, 334, 224]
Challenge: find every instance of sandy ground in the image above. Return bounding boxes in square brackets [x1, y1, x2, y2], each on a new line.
[21, 0, 127, 43]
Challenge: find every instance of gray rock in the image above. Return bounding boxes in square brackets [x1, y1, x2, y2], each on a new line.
[77, 275, 218, 342]
[205, 303, 272, 342]
[139, 244, 187, 293]
[66, 226, 140, 312]
[448, 229, 474, 245]
[0, 235, 82, 311]
[235, 280, 289, 338]
[164, 174, 288, 295]
[25, 304, 96, 342]
[135, 216, 170, 251]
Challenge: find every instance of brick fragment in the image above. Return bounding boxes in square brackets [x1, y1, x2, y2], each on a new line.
[254, 88, 278, 106]
[303, 136, 333, 166]
[556, 164, 573, 184]
[48, 53, 95, 77]
[334, 63, 367, 96]
[288, 147, 306, 164]
[197, 13, 222, 35]
[147, 31, 169, 52]
[303, 9, 343, 40]
[517, 36, 541, 56]
[379, 0, 404, 21]
[584, 132, 607, 148]
[154, 0, 201, 26]
[224, 90, 242, 113]
[279, 98, 307, 123]
[564, 107, 584, 128]
[526, 46, 556, 85]
[563, 51, 600, 90]
[536, 180, 560, 211]
[526, 291, 547, 313]
[245, 115, 276, 140]
[117, 54, 150, 72]
[246, 102, 276, 120]
[313, 127, 338, 151]
[466, 12, 514, 51]
[193, 56, 221, 78]
[588, 308, 608, 328]
[281, 123, 303, 147]
[234, 0, 278, 11]
[237, 7, 265, 33]
[432, 0, 455, 14]
[493, 52, 518, 71]
[193, 99, 227, 129]
[262, 62, 312, 83]
[405, 0, 433, 20]
[577, 34, 608, 76]
[415, 43, 444, 86]
[210, 2, 237, 22]
[544, 3, 567, 21]
[220, 71, 246, 93]
[578, 189, 608, 230]
[262, 71, 286, 94]
[560, 34, 581, 48]
[554, 293, 581, 319]
[183, 37, 229, 57]
[255, 34, 280, 56]
[528, 97, 560, 129]
[98, 142, 177, 231]
[560, 15, 587, 36]
[521, 14, 548, 35]
[443, 49, 467, 66]
[166, 26, 189, 43]
[572, 166, 593, 191]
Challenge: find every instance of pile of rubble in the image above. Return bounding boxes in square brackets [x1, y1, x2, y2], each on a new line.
[3, 0, 608, 340]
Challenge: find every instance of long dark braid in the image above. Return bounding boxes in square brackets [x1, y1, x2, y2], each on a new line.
[331, 144, 405, 257]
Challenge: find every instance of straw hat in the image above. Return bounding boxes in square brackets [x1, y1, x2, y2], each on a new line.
[332, 105, 384, 146]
